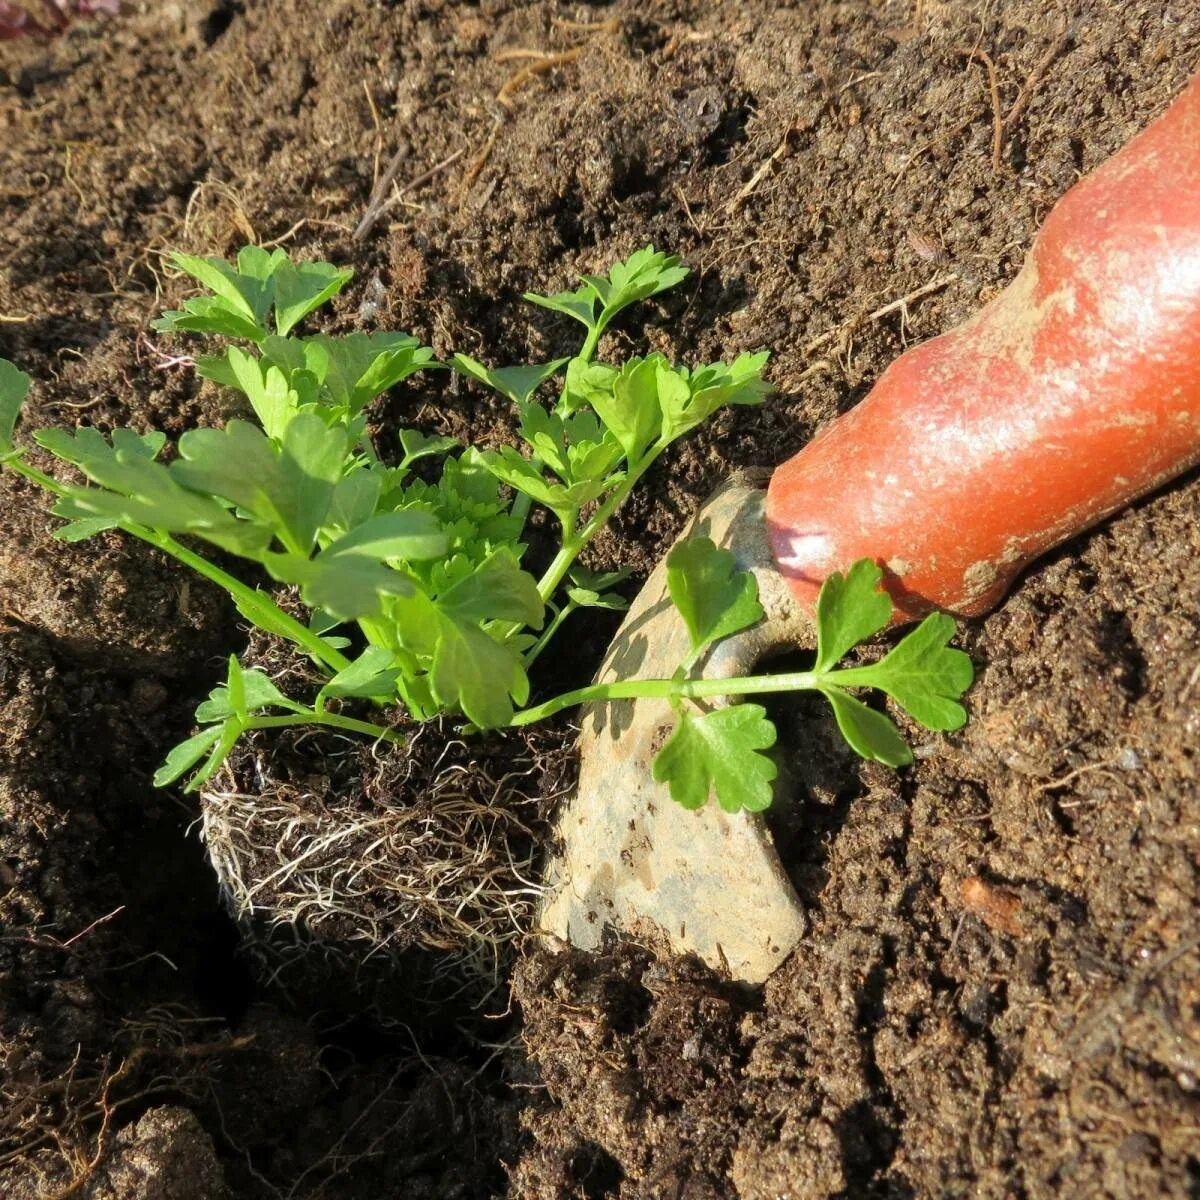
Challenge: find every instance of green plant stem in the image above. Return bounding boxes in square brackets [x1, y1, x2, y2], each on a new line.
[507, 669, 829, 727]
[512, 328, 602, 534]
[522, 600, 577, 668]
[535, 439, 668, 604]
[4, 455, 352, 676]
[246, 711, 403, 742]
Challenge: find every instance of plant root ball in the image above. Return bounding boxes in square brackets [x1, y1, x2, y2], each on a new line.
[198, 714, 572, 977]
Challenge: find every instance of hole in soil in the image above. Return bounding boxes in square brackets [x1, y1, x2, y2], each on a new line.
[706, 102, 753, 168]
[833, 1099, 905, 1198]
[201, 1, 242, 46]
[571, 1141, 624, 1198]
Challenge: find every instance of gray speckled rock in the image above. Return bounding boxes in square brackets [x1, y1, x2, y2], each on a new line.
[540, 479, 811, 983]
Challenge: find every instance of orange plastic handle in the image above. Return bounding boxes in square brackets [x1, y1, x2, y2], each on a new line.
[766, 74, 1200, 619]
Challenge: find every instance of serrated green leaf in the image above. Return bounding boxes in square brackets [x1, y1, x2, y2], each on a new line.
[659, 351, 771, 442]
[354, 345, 437, 402]
[172, 414, 346, 554]
[152, 297, 268, 343]
[431, 617, 528, 729]
[600, 245, 689, 313]
[587, 356, 664, 465]
[855, 613, 974, 730]
[813, 559, 892, 674]
[522, 286, 598, 330]
[35, 428, 271, 557]
[451, 354, 570, 406]
[236, 245, 288, 281]
[568, 564, 633, 593]
[820, 688, 912, 767]
[325, 470, 383, 537]
[0, 358, 30, 454]
[54, 516, 119, 542]
[478, 447, 560, 508]
[398, 429, 459, 469]
[565, 586, 628, 611]
[307, 332, 428, 414]
[195, 667, 297, 722]
[666, 536, 763, 656]
[321, 510, 447, 563]
[318, 645, 399, 703]
[183, 717, 242, 794]
[263, 511, 444, 621]
[652, 705, 777, 813]
[168, 251, 265, 323]
[225, 346, 296, 439]
[263, 551, 412, 622]
[153, 725, 223, 788]
[273, 259, 354, 336]
[438, 549, 543, 628]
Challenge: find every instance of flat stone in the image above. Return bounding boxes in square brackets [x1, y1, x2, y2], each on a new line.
[539, 478, 812, 984]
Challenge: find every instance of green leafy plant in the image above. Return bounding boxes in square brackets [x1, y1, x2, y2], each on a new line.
[0, 244, 972, 810]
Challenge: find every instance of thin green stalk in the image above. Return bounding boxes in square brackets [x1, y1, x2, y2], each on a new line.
[534, 439, 669, 603]
[247, 711, 402, 742]
[522, 600, 577, 668]
[507, 668, 824, 727]
[511, 326, 600, 532]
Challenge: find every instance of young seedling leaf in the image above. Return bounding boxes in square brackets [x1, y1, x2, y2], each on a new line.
[195, 666, 297, 722]
[273, 259, 354, 336]
[599, 245, 689, 314]
[566, 586, 628, 611]
[0, 357, 30, 454]
[652, 704, 777, 813]
[522, 286, 598, 331]
[856, 612, 974, 730]
[398, 429, 459, 469]
[451, 354, 570, 406]
[318, 645, 400, 703]
[813, 559, 892, 673]
[184, 717, 242, 793]
[820, 688, 912, 767]
[226, 654, 248, 722]
[153, 725, 223, 788]
[431, 618, 528, 729]
[666, 536, 763, 655]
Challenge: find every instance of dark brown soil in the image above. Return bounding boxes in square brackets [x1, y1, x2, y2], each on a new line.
[2, 1, 1198, 1197]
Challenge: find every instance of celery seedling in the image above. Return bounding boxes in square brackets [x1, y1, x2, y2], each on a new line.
[0, 243, 972, 805]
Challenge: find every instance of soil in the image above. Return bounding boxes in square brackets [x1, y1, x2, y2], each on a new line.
[2, 1, 1199, 1197]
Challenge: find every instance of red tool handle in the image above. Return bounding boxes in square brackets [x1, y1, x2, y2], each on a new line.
[766, 74, 1200, 620]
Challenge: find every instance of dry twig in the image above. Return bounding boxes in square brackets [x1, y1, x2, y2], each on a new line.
[496, 47, 584, 108]
[1004, 22, 1072, 131]
[958, 46, 1005, 172]
[353, 147, 464, 241]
